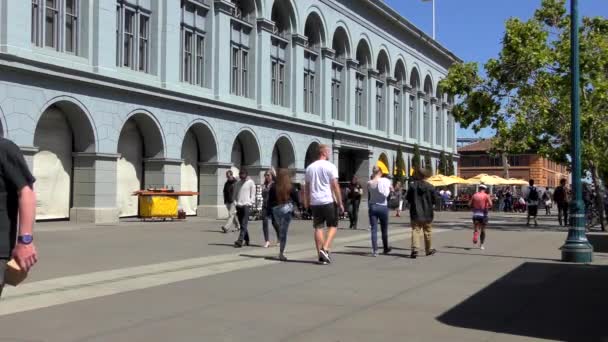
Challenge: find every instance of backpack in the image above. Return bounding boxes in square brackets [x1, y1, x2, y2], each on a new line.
[528, 187, 539, 202]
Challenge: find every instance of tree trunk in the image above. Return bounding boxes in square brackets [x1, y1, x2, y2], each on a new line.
[502, 153, 510, 178]
[591, 162, 606, 231]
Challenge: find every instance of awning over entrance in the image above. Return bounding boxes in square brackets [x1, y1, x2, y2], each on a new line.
[376, 159, 389, 175]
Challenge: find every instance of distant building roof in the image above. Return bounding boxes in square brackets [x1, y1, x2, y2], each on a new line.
[458, 139, 493, 153]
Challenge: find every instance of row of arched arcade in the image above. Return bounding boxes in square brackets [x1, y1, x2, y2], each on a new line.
[20, 99, 323, 220]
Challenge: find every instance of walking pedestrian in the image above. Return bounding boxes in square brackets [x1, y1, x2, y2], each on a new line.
[525, 179, 540, 226]
[221, 170, 240, 233]
[406, 168, 437, 259]
[553, 178, 569, 226]
[261, 170, 280, 248]
[470, 184, 492, 250]
[347, 176, 362, 229]
[269, 169, 299, 261]
[394, 182, 403, 217]
[303, 144, 343, 265]
[504, 190, 513, 212]
[542, 190, 552, 215]
[0, 138, 37, 297]
[233, 169, 256, 248]
[367, 166, 393, 256]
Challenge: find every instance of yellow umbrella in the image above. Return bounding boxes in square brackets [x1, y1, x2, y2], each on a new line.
[502, 178, 529, 186]
[376, 159, 389, 175]
[448, 175, 468, 184]
[426, 174, 458, 187]
[465, 174, 507, 186]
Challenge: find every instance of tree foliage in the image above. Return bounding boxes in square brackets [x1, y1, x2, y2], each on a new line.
[424, 152, 433, 174]
[447, 154, 455, 176]
[438, 151, 447, 175]
[394, 146, 406, 185]
[412, 145, 421, 171]
[440, 0, 608, 182]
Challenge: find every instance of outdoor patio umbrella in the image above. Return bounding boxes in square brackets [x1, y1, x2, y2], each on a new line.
[448, 175, 469, 184]
[465, 174, 508, 186]
[426, 174, 457, 187]
[502, 178, 530, 186]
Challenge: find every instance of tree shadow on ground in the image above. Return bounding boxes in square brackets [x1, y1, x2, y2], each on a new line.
[437, 262, 608, 342]
[588, 233, 608, 254]
[239, 254, 320, 265]
[441, 246, 559, 262]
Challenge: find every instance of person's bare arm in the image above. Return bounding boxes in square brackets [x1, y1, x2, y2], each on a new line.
[331, 179, 344, 212]
[13, 184, 37, 271]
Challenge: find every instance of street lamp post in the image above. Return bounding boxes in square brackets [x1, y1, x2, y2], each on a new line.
[560, 0, 593, 262]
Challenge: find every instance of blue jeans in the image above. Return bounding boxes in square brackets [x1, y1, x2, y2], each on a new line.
[262, 206, 279, 242]
[369, 204, 389, 252]
[273, 203, 294, 254]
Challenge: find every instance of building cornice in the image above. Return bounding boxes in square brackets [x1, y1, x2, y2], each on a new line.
[346, 58, 358, 69]
[321, 47, 336, 59]
[213, 0, 234, 15]
[256, 18, 275, 33]
[291, 34, 308, 47]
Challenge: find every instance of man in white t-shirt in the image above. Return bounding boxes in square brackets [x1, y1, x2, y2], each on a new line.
[304, 144, 343, 265]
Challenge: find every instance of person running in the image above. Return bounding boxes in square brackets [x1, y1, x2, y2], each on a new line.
[553, 179, 570, 226]
[406, 168, 437, 259]
[261, 170, 280, 248]
[542, 190, 552, 216]
[303, 144, 343, 265]
[367, 166, 393, 257]
[347, 176, 362, 229]
[269, 169, 299, 261]
[525, 179, 540, 226]
[470, 184, 492, 250]
[221, 170, 240, 233]
[394, 182, 403, 217]
[233, 169, 256, 248]
[0, 138, 37, 298]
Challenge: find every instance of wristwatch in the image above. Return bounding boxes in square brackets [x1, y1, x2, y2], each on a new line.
[17, 234, 33, 245]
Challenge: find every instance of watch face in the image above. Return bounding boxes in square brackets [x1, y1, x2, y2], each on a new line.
[19, 235, 33, 244]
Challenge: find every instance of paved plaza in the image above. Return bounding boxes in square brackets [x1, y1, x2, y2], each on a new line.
[1, 209, 607, 342]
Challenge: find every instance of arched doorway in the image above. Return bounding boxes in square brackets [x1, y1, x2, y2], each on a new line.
[33, 101, 96, 220]
[377, 153, 390, 175]
[180, 123, 217, 215]
[304, 142, 320, 169]
[271, 136, 295, 169]
[116, 113, 164, 217]
[231, 130, 261, 174]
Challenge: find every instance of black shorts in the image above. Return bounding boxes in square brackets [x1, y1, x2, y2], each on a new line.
[528, 205, 538, 216]
[473, 215, 488, 225]
[311, 203, 339, 229]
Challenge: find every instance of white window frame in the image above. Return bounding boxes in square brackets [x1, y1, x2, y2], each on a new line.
[423, 100, 430, 142]
[32, 0, 80, 55]
[271, 37, 287, 106]
[355, 71, 365, 126]
[116, 1, 151, 73]
[394, 89, 402, 135]
[181, 0, 208, 86]
[230, 20, 251, 98]
[331, 62, 343, 120]
[303, 49, 317, 114]
[409, 94, 416, 139]
[435, 105, 442, 145]
[376, 81, 385, 131]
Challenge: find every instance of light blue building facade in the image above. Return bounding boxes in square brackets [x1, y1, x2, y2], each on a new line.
[0, 0, 459, 223]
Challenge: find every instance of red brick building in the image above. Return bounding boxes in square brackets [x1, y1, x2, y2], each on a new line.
[458, 140, 570, 188]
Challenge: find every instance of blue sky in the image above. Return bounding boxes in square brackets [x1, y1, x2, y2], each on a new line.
[384, 0, 608, 139]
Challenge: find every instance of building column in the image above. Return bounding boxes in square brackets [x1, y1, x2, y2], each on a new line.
[430, 97, 438, 148]
[1, 1, 31, 54]
[213, 1, 235, 99]
[346, 58, 358, 126]
[368, 69, 379, 131]
[92, 1, 117, 72]
[321, 48, 336, 123]
[403, 85, 412, 142]
[198, 162, 232, 219]
[386, 77, 396, 138]
[248, 165, 272, 185]
[293, 168, 306, 184]
[442, 103, 448, 151]
[160, 0, 180, 86]
[291, 34, 307, 116]
[144, 158, 182, 190]
[417, 91, 425, 145]
[332, 146, 340, 174]
[70, 153, 120, 224]
[256, 19, 274, 109]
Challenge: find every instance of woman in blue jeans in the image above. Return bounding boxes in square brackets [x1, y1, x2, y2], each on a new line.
[268, 169, 299, 261]
[367, 166, 393, 256]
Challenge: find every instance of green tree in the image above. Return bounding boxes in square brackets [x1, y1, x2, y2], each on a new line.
[438, 151, 447, 175]
[394, 146, 406, 185]
[424, 152, 433, 174]
[412, 145, 421, 171]
[447, 154, 455, 176]
[440, 0, 607, 222]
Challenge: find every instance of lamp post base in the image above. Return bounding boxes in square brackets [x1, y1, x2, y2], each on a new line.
[561, 241, 593, 263]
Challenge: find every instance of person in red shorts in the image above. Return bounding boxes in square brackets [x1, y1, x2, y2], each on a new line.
[469, 184, 493, 250]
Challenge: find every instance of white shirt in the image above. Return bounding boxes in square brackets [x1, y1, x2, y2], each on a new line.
[368, 178, 392, 206]
[234, 178, 256, 206]
[305, 159, 339, 206]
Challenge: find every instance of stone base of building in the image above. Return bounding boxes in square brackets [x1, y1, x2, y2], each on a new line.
[70, 207, 120, 224]
[197, 205, 227, 219]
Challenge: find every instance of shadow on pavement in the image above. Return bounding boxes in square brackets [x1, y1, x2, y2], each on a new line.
[437, 262, 608, 342]
[239, 254, 320, 265]
[440, 247, 559, 262]
[588, 233, 608, 253]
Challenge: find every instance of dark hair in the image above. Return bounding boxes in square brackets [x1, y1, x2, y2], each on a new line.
[529, 179, 535, 186]
[240, 169, 248, 176]
[276, 169, 293, 204]
[413, 167, 429, 180]
[560, 178, 567, 185]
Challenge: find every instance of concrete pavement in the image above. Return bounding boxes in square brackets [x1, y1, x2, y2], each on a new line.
[0, 210, 607, 342]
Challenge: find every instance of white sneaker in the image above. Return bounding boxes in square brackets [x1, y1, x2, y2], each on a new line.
[480, 245, 485, 250]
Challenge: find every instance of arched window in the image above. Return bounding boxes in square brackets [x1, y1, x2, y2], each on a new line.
[423, 75, 433, 143]
[303, 13, 324, 115]
[181, 0, 209, 87]
[355, 40, 371, 126]
[409, 68, 420, 139]
[270, 1, 295, 107]
[376, 50, 390, 132]
[435, 87, 443, 145]
[230, 0, 256, 97]
[394, 60, 406, 136]
[331, 27, 350, 121]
